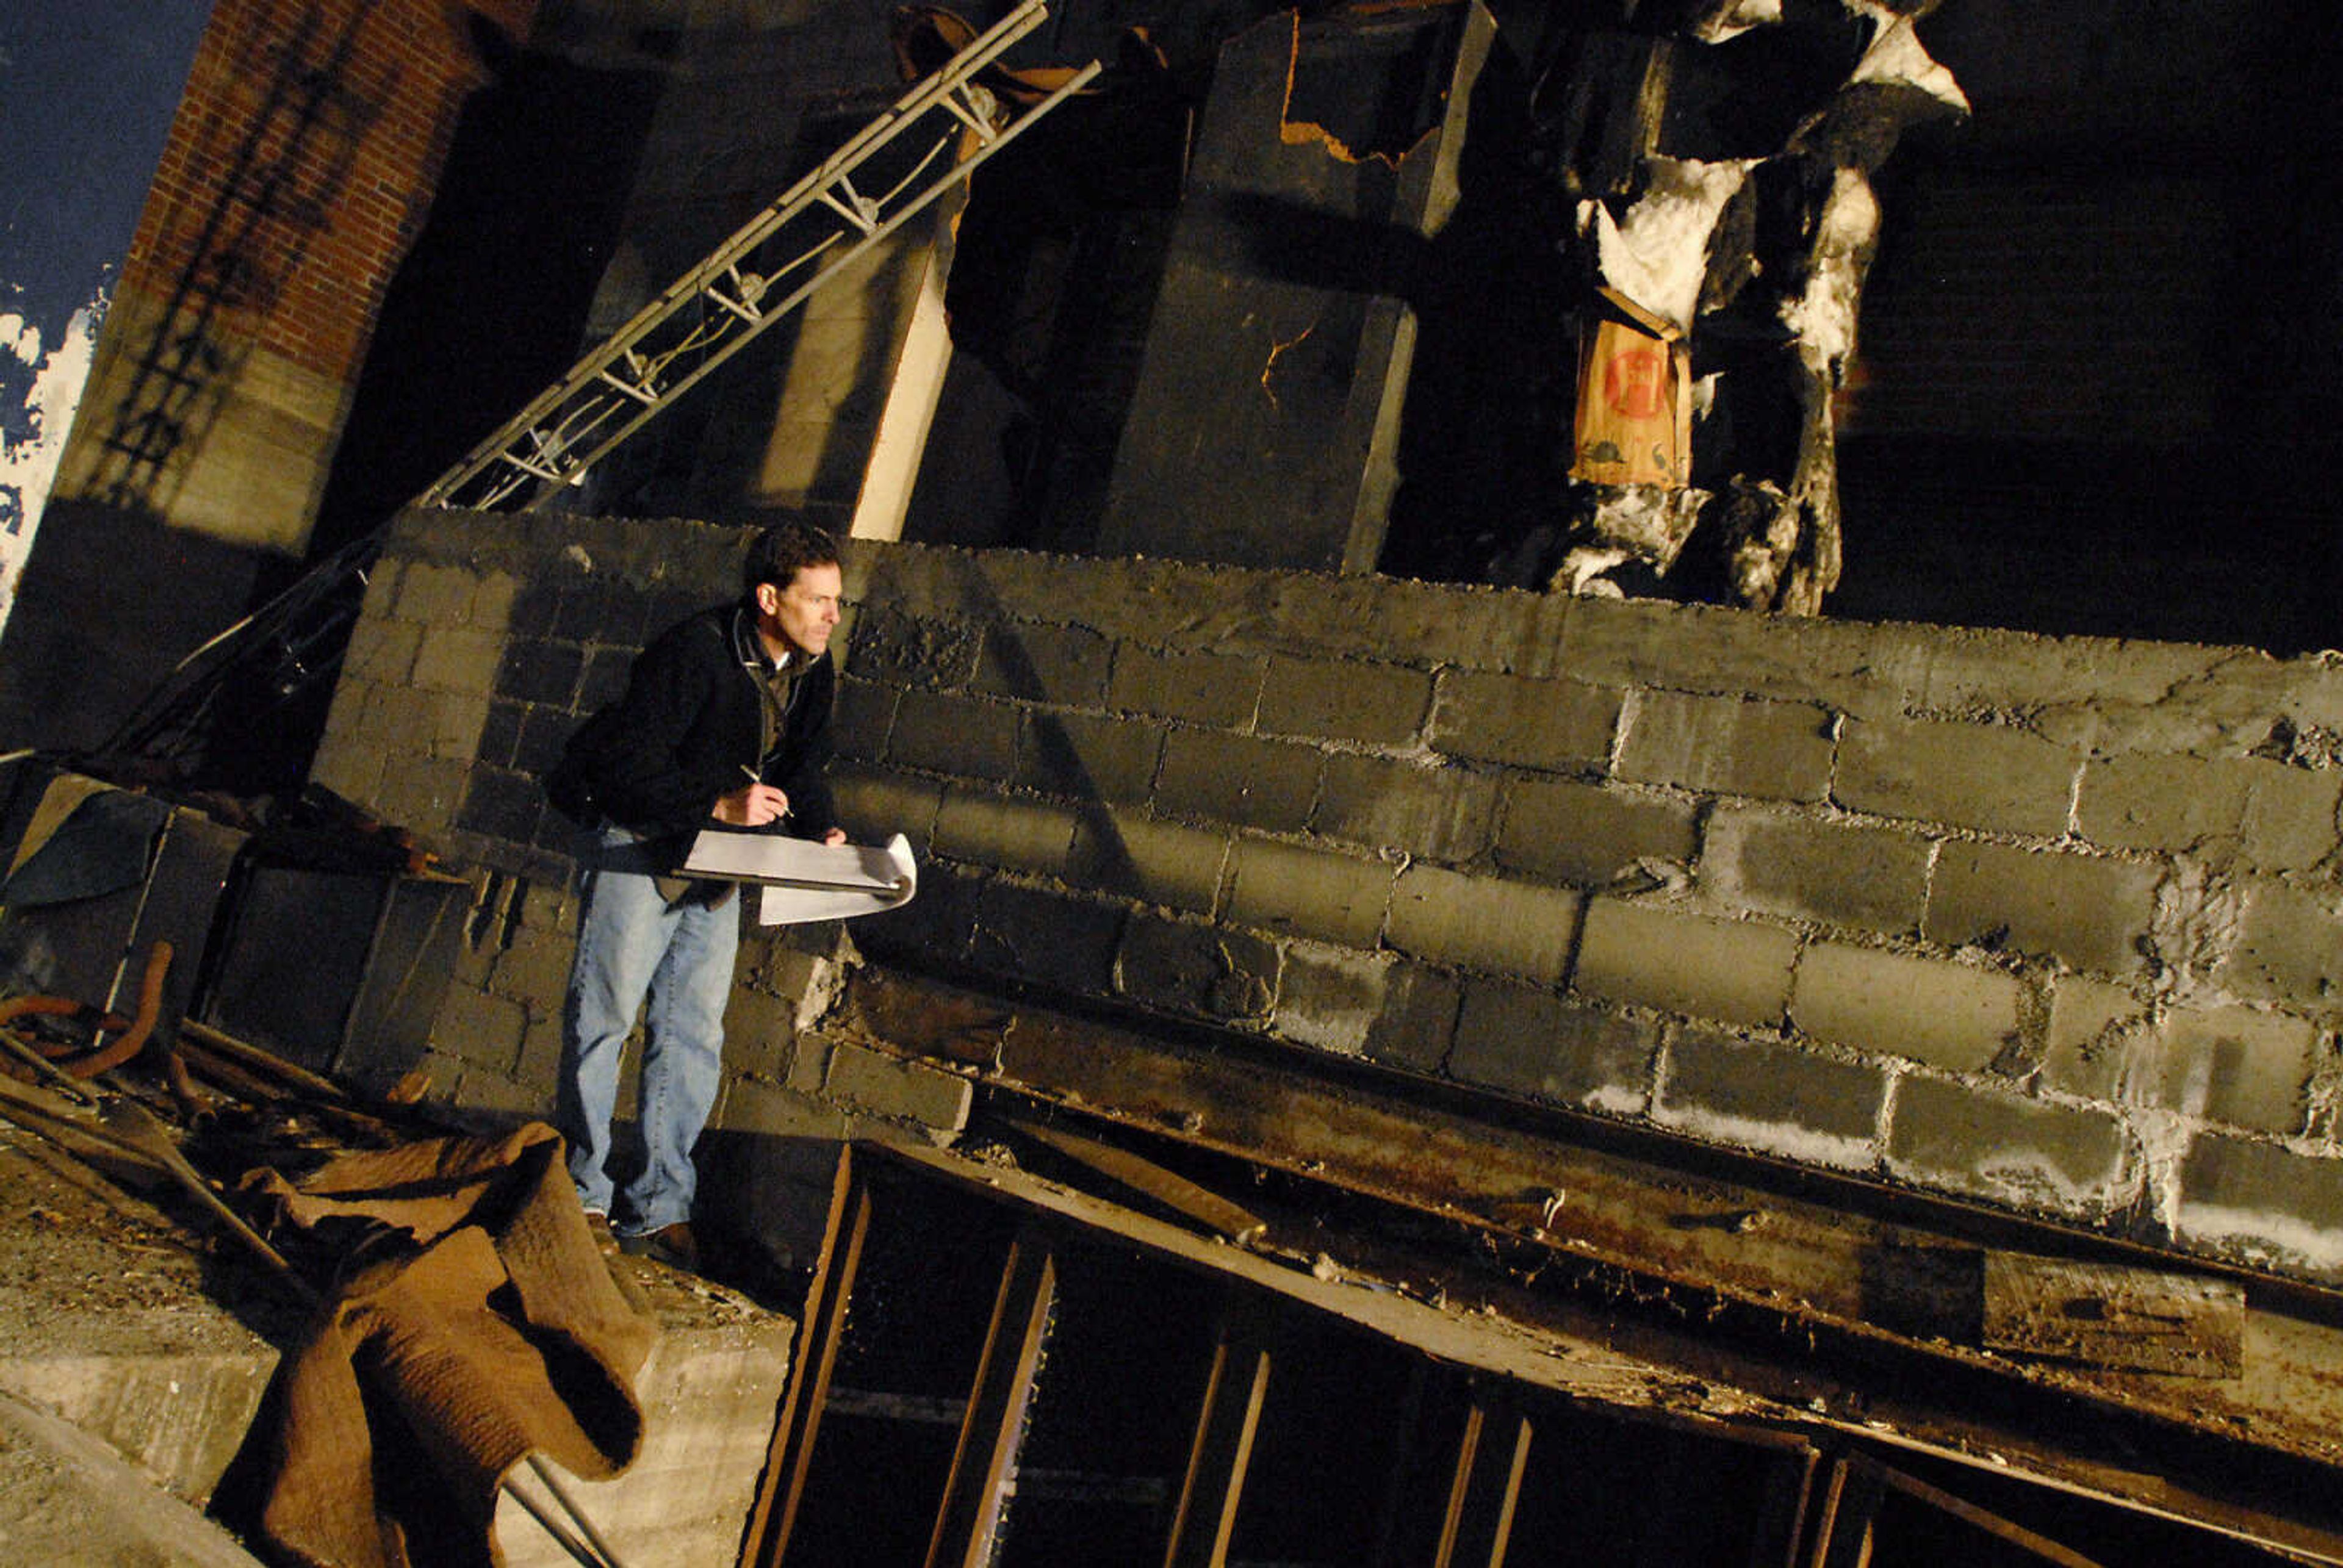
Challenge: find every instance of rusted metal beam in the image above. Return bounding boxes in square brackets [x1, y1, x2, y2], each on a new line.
[924, 1226, 1058, 1568]
[832, 967, 2343, 1560]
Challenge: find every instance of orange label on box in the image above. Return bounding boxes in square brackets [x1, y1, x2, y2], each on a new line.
[1572, 316, 1691, 489]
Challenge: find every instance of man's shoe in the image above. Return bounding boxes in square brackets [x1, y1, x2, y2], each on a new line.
[619, 1221, 699, 1272]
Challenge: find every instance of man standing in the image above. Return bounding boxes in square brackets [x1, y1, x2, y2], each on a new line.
[547, 521, 848, 1268]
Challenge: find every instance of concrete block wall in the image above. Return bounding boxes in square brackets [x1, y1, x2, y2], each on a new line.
[315, 510, 2343, 1287]
[830, 544, 2343, 1286]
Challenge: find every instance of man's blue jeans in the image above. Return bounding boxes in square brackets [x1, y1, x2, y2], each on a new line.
[556, 826, 738, 1236]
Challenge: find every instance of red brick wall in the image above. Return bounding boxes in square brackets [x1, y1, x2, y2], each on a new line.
[124, 0, 541, 388]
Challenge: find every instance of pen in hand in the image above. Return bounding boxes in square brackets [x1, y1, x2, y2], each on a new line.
[742, 764, 790, 820]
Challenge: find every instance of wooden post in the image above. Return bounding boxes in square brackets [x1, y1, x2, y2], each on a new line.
[741, 1147, 874, 1567]
[924, 1227, 1060, 1567]
[1164, 1296, 1275, 1567]
[1434, 1394, 1531, 1568]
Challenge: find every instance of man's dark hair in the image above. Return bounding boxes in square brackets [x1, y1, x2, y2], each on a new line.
[743, 521, 841, 596]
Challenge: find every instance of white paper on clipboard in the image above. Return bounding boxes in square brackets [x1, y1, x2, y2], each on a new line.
[680, 830, 918, 926]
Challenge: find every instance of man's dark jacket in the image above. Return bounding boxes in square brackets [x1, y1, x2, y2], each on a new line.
[547, 604, 836, 843]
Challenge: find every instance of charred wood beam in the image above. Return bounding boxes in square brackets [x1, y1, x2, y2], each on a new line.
[1434, 1394, 1531, 1568]
[743, 1148, 874, 1568]
[1164, 1292, 1276, 1568]
[926, 1228, 1059, 1568]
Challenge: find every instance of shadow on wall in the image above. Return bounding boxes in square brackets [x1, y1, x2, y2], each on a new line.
[310, 14, 665, 552]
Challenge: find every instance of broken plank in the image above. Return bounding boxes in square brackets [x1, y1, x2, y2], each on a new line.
[1001, 1113, 1267, 1245]
[1982, 1255, 2244, 1378]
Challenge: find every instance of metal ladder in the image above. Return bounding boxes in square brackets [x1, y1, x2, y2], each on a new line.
[414, 0, 1098, 512]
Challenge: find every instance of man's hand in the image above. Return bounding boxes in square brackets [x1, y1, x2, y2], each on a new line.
[822, 827, 847, 846]
[713, 783, 790, 827]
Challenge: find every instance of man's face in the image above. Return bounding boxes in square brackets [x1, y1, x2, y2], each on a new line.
[755, 561, 843, 660]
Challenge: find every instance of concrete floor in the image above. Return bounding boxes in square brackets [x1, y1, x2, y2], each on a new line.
[0, 1122, 798, 1566]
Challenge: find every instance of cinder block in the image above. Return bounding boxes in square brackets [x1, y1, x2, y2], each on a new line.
[1790, 942, 2025, 1073]
[887, 689, 1021, 782]
[1107, 645, 1267, 728]
[856, 857, 981, 966]
[1347, 958, 1464, 1075]
[310, 709, 387, 806]
[488, 922, 575, 1012]
[425, 690, 494, 761]
[1835, 716, 2078, 838]
[1225, 836, 1395, 949]
[1018, 711, 1165, 803]
[2042, 974, 2148, 1100]
[1449, 980, 1659, 1117]
[1700, 805, 1931, 935]
[478, 700, 525, 771]
[433, 983, 530, 1076]
[1572, 898, 1798, 1029]
[2242, 761, 2343, 872]
[1924, 841, 2161, 977]
[514, 705, 575, 780]
[375, 753, 469, 836]
[974, 622, 1112, 706]
[824, 1041, 972, 1133]
[493, 638, 584, 707]
[1314, 754, 1500, 863]
[1068, 808, 1228, 914]
[1386, 864, 1583, 984]
[1258, 658, 1433, 746]
[831, 677, 898, 761]
[514, 1004, 563, 1094]
[1428, 670, 1621, 774]
[471, 568, 522, 630]
[841, 606, 981, 689]
[1887, 1075, 2129, 1218]
[2175, 1135, 2343, 1280]
[395, 559, 481, 625]
[712, 1071, 851, 1141]
[2075, 751, 2342, 872]
[721, 986, 804, 1075]
[968, 880, 1125, 996]
[1558, 593, 1888, 709]
[1271, 941, 1392, 1056]
[344, 615, 423, 684]
[1657, 1026, 1887, 1168]
[517, 877, 578, 938]
[1495, 778, 1699, 889]
[2217, 879, 2343, 1007]
[2143, 1003, 2322, 1135]
[830, 764, 946, 855]
[577, 646, 633, 712]
[2076, 752, 2255, 856]
[933, 788, 1079, 877]
[413, 627, 508, 698]
[1154, 730, 1322, 832]
[1616, 690, 1835, 803]
[1115, 912, 1279, 1023]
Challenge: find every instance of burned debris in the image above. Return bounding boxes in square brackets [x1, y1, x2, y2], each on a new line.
[1528, 0, 1970, 610]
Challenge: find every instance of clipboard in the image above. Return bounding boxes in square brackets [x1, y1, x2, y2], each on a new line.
[680, 830, 918, 926]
